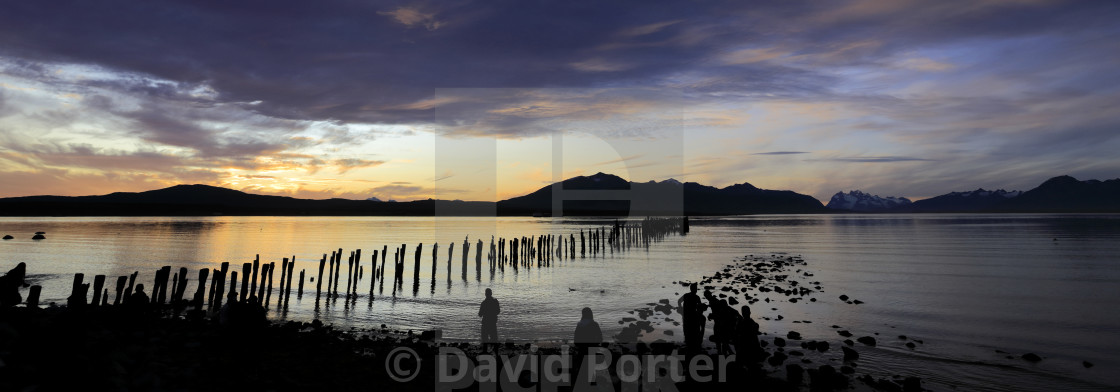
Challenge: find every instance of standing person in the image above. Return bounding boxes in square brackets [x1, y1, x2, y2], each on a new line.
[708, 299, 739, 355]
[735, 306, 762, 362]
[479, 288, 501, 353]
[678, 283, 707, 353]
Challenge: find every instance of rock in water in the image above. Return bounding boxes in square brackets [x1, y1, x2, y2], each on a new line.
[903, 377, 922, 392]
[787, 331, 802, 340]
[32, 234, 45, 240]
[838, 330, 853, 337]
[841, 346, 859, 361]
[1083, 361, 1094, 368]
[857, 336, 877, 346]
[839, 294, 849, 301]
[1022, 353, 1042, 362]
[774, 337, 786, 347]
[2, 235, 12, 240]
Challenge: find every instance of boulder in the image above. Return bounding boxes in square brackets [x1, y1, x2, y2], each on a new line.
[1021, 353, 1042, 362]
[841, 346, 859, 361]
[774, 337, 786, 347]
[32, 234, 45, 240]
[838, 330, 853, 337]
[787, 331, 802, 340]
[857, 336, 877, 346]
[2, 235, 12, 240]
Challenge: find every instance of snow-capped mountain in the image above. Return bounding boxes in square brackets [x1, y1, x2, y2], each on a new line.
[826, 190, 912, 212]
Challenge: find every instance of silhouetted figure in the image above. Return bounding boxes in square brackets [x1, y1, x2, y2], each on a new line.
[678, 283, 707, 353]
[128, 284, 150, 309]
[707, 299, 739, 355]
[478, 288, 500, 353]
[735, 306, 762, 361]
[245, 295, 267, 327]
[0, 262, 29, 307]
[220, 291, 241, 326]
[574, 307, 603, 345]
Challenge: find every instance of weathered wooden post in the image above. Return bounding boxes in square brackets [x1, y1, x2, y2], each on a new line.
[413, 243, 423, 286]
[124, 271, 138, 302]
[194, 268, 210, 309]
[156, 266, 172, 304]
[27, 285, 42, 308]
[298, 269, 306, 298]
[333, 249, 343, 296]
[91, 275, 106, 307]
[114, 276, 127, 305]
[175, 267, 188, 303]
[229, 271, 239, 299]
[462, 237, 469, 281]
[316, 254, 326, 298]
[69, 273, 86, 307]
[240, 263, 251, 302]
[286, 255, 295, 302]
[279, 257, 289, 302]
[431, 243, 439, 283]
[265, 262, 275, 308]
[250, 254, 260, 299]
[256, 264, 268, 302]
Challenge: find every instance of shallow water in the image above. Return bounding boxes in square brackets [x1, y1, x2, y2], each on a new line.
[1, 214, 1118, 391]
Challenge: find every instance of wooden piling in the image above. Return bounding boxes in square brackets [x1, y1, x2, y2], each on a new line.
[286, 255, 295, 302]
[125, 271, 137, 302]
[27, 285, 41, 308]
[194, 268, 210, 308]
[250, 254, 260, 299]
[265, 262, 275, 307]
[91, 275, 106, 306]
[280, 257, 289, 303]
[298, 269, 306, 298]
[240, 263, 251, 302]
[114, 276, 127, 305]
[316, 254, 326, 298]
[69, 273, 85, 307]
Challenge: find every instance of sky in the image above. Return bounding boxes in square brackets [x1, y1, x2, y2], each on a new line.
[1, 0, 1118, 202]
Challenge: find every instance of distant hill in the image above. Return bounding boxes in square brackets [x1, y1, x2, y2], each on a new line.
[901, 188, 1021, 212]
[996, 175, 1120, 212]
[0, 184, 492, 216]
[896, 175, 1120, 213]
[826, 190, 911, 212]
[496, 172, 827, 216]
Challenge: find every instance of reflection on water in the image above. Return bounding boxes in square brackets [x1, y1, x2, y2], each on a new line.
[1, 214, 1119, 391]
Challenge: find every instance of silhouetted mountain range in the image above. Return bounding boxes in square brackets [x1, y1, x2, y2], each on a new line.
[889, 175, 1119, 213]
[0, 172, 825, 216]
[0, 174, 1116, 216]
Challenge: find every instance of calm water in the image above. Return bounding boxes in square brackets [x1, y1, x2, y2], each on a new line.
[1, 214, 1118, 391]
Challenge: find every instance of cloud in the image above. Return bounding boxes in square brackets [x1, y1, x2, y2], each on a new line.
[809, 156, 932, 163]
[752, 151, 810, 155]
[379, 7, 443, 31]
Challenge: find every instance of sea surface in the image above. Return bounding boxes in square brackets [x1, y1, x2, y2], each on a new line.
[1, 214, 1118, 391]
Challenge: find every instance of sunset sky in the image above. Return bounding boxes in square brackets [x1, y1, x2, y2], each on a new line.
[1, 0, 1118, 202]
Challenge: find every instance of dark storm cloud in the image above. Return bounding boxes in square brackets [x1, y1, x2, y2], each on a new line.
[3, 0, 1112, 130]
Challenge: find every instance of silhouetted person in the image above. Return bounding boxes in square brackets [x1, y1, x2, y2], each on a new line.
[678, 283, 707, 353]
[128, 284, 150, 309]
[245, 295, 267, 327]
[0, 262, 29, 307]
[708, 299, 739, 355]
[574, 307, 603, 345]
[735, 306, 762, 361]
[220, 291, 241, 326]
[479, 288, 500, 353]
